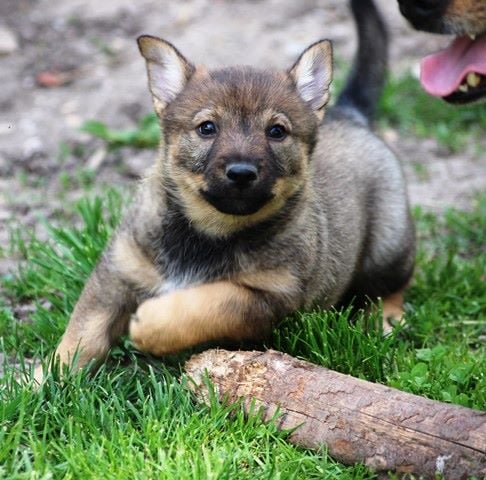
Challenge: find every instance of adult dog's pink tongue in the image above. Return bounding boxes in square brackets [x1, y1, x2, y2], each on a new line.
[420, 36, 486, 97]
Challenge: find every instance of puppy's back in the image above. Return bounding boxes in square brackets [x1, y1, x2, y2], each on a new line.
[309, 106, 414, 308]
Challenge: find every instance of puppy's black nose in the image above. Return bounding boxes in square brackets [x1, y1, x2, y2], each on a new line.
[225, 163, 258, 187]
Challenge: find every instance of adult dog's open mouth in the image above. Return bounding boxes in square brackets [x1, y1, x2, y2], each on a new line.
[420, 34, 486, 104]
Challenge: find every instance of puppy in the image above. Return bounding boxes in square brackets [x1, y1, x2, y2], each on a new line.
[397, 0, 486, 103]
[35, 0, 414, 381]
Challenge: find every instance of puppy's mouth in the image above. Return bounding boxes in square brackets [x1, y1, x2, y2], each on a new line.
[200, 190, 274, 216]
[420, 34, 486, 104]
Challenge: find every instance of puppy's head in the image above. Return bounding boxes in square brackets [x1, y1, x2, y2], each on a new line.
[138, 37, 332, 236]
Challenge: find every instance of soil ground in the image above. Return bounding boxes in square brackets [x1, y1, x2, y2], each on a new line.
[1, 0, 485, 278]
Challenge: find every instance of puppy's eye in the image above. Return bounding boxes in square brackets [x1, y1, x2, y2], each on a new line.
[197, 121, 217, 137]
[266, 124, 287, 140]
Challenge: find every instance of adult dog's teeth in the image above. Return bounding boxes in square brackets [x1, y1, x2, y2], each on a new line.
[469, 34, 476, 40]
[466, 72, 480, 87]
[458, 84, 469, 92]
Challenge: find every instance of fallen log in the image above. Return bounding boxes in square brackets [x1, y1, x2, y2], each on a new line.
[185, 349, 486, 479]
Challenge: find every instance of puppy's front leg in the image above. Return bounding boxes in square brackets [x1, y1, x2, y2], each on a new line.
[33, 262, 134, 384]
[130, 273, 298, 355]
[33, 232, 163, 383]
[57, 269, 134, 366]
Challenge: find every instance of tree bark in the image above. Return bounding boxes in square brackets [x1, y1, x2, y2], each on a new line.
[185, 349, 486, 479]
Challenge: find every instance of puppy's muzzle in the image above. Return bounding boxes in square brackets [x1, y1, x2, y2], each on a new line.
[201, 159, 274, 216]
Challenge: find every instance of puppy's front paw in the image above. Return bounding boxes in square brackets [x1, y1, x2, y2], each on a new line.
[382, 305, 405, 336]
[129, 295, 182, 356]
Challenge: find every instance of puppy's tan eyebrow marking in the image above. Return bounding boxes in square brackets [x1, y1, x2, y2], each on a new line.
[261, 110, 292, 133]
[270, 112, 292, 131]
[193, 108, 216, 126]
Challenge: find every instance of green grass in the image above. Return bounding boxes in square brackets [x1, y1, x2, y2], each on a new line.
[82, 115, 160, 149]
[1, 190, 484, 478]
[2, 364, 370, 480]
[377, 74, 486, 154]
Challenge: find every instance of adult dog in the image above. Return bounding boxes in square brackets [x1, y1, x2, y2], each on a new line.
[398, 0, 486, 103]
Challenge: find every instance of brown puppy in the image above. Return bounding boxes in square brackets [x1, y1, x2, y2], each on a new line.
[35, 0, 415, 382]
[397, 0, 486, 103]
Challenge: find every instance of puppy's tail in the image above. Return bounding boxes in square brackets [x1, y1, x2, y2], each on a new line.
[336, 0, 388, 123]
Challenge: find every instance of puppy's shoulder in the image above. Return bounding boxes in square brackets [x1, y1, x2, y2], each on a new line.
[317, 106, 400, 173]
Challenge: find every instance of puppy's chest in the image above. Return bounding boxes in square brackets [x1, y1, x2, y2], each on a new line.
[160, 232, 238, 286]
[149, 214, 246, 292]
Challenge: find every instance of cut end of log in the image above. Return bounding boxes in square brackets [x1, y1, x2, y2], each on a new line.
[185, 348, 239, 385]
[186, 349, 271, 402]
[185, 349, 236, 401]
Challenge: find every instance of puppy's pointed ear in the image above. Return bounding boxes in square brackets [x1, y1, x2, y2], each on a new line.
[138, 35, 195, 114]
[289, 40, 333, 117]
